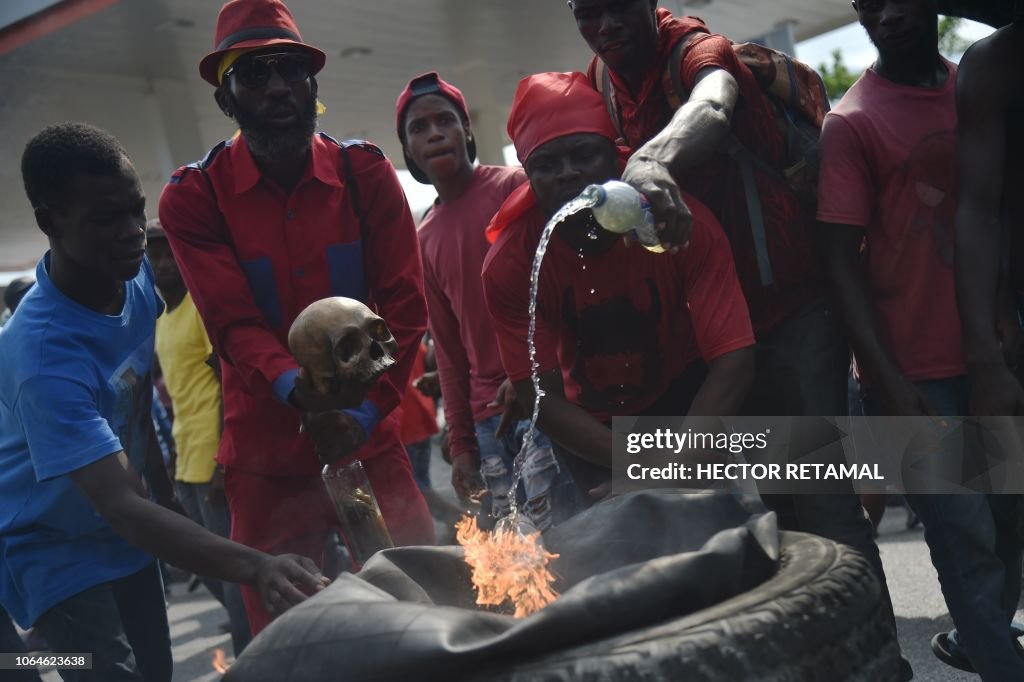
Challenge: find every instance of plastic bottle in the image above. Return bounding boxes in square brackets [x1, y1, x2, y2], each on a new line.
[581, 180, 665, 253]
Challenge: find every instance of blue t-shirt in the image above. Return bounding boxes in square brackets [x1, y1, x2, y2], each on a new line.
[0, 253, 164, 627]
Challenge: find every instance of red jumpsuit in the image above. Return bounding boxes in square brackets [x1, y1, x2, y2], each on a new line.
[159, 132, 433, 632]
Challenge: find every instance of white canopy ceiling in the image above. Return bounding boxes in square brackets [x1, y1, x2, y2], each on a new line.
[0, 0, 858, 269]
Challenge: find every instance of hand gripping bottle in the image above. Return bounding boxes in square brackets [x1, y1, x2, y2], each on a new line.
[580, 180, 665, 253]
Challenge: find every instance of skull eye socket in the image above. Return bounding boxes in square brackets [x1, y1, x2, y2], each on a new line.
[371, 320, 391, 341]
[334, 329, 363, 364]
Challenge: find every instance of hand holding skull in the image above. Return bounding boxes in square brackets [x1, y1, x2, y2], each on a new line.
[300, 410, 368, 465]
[288, 298, 399, 462]
[287, 297, 399, 412]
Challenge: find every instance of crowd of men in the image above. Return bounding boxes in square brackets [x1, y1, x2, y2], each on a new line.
[0, 0, 1022, 680]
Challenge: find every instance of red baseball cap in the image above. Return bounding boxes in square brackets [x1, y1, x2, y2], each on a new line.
[507, 71, 619, 165]
[199, 0, 326, 87]
[395, 72, 476, 184]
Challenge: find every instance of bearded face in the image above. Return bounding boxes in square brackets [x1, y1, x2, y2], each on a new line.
[226, 83, 318, 163]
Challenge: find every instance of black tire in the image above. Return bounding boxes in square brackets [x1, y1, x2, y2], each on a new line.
[469, 531, 899, 682]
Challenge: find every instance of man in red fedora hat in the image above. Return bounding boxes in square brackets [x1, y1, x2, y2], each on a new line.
[159, 0, 434, 634]
[482, 71, 755, 497]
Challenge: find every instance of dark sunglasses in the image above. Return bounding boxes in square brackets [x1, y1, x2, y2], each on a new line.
[224, 52, 313, 90]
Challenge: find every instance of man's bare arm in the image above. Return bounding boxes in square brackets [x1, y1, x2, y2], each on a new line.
[953, 36, 1024, 415]
[621, 67, 739, 250]
[632, 67, 739, 176]
[822, 222, 934, 416]
[687, 347, 755, 417]
[72, 452, 326, 615]
[513, 370, 612, 469]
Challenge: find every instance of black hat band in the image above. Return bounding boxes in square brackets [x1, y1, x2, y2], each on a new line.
[217, 26, 302, 51]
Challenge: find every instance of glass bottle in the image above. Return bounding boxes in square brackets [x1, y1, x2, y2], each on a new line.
[322, 460, 394, 567]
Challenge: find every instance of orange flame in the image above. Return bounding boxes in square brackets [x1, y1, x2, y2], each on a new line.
[455, 514, 559, 618]
[212, 648, 231, 674]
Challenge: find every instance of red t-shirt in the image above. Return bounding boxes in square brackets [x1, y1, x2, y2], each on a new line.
[586, 10, 820, 336]
[399, 342, 439, 445]
[482, 194, 754, 422]
[817, 61, 964, 385]
[419, 165, 526, 460]
[159, 133, 427, 476]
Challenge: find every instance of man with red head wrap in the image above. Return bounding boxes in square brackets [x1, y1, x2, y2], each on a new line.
[482, 71, 755, 495]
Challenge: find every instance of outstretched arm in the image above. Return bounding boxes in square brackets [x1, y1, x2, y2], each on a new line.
[630, 67, 738, 176]
[622, 66, 738, 250]
[73, 452, 326, 616]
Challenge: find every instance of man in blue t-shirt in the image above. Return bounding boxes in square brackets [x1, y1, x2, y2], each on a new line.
[0, 123, 327, 681]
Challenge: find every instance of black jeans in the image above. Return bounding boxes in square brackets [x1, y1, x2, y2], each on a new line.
[34, 563, 171, 682]
[743, 296, 898, 647]
[865, 377, 1024, 681]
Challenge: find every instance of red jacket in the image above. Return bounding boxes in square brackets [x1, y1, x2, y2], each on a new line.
[159, 133, 426, 476]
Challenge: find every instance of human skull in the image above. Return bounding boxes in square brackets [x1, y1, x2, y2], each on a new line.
[288, 297, 399, 400]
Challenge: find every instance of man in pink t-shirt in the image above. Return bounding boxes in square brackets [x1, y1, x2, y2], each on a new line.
[396, 73, 579, 531]
[819, 1, 1024, 679]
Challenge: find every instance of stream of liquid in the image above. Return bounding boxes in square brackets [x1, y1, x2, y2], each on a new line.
[503, 193, 600, 530]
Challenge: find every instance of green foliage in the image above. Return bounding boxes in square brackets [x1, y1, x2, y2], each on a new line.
[816, 16, 969, 101]
[938, 16, 971, 58]
[818, 48, 859, 100]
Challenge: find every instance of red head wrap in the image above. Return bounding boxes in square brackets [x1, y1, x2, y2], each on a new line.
[487, 72, 630, 243]
[507, 71, 620, 165]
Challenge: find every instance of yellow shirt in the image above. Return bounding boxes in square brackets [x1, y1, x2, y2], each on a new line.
[155, 293, 221, 483]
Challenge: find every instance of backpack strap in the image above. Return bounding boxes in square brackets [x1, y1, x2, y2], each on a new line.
[781, 52, 802, 111]
[724, 139, 775, 286]
[592, 58, 626, 141]
[337, 140, 369, 244]
[661, 32, 700, 109]
[178, 138, 238, 248]
[183, 138, 229, 206]
[660, 34, 776, 286]
[662, 35, 687, 109]
[314, 131, 379, 245]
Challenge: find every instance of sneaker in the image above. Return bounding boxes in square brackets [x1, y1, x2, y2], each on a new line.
[931, 630, 975, 673]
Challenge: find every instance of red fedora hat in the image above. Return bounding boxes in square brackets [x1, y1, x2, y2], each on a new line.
[199, 0, 326, 86]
